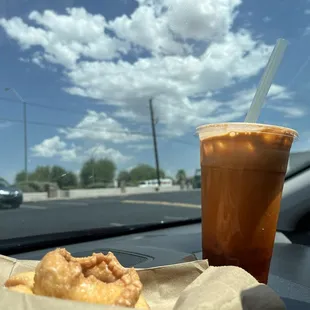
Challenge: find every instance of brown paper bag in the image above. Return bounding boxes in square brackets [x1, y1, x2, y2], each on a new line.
[0, 254, 285, 310]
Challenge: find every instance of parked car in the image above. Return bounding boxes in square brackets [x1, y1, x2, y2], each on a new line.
[0, 178, 23, 209]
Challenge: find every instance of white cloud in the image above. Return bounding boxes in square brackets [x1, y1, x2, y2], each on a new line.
[62, 31, 275, 136]
[113, 109, 147, 122]
[87, 145, 131, 163]
[31, 51, 46, 68]
[0, 8, 129, 68]
[31, 136, 79, 161]
[267, 84, 293, 100]
[0, 0, 305, 142]
[59, 110, 147, 143]
[305, 9, 310, 14]
[109, 4, 190, 56]
[127, 144, 153, 151]
[268, 106, 306, 118]
[131, 0, 241, 43]
[64, 30, 273, 103]
[31, 135, 130, 164]
[164, 0, 241, 41]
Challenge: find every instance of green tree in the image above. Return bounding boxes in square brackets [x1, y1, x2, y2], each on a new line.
[118, 170, 131, 183]
[47, 165, 78, 189]
[58, 172, 78, 189]
[80, 158, 95, 187]
[50, 166, 67, 183]
[80, 158, 116, 187]
[129, 164, 165, 184]
[95, 159, 116, 182]
[30, 166, 51, 182]
[15, 171, 27, 183]
[176, 169, 186, 184]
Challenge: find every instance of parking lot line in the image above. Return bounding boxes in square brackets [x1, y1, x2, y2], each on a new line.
[122, 200, 201, 208]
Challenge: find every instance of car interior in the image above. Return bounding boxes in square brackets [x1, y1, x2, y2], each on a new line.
[4, 155, 310, 310]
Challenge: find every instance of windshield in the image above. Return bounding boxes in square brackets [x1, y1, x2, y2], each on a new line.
[286, 151, 310, 178]
[0, 0, 309, 241]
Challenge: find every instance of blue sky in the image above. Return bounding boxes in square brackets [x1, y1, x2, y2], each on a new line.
[0, 0, 310, 183]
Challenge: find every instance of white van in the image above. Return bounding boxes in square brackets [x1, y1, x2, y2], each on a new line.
[138, 178, 173, 188]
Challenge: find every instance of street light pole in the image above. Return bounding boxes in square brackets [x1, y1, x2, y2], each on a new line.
[5, 87, 28, 182]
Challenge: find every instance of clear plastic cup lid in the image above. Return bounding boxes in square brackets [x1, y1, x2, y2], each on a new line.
[196, 122, 298, 140]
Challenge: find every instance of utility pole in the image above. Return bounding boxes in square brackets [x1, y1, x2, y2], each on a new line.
[5, 88, 28, 182]
[149, 98, 161, 189]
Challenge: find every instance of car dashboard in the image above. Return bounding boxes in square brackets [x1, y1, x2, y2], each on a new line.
[11, 222, 310, 309]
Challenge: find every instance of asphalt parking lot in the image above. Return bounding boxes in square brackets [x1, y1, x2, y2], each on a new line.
[0, 190, 201, 240]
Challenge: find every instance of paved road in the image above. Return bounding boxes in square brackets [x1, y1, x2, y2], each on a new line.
[0, 190, 201, 240]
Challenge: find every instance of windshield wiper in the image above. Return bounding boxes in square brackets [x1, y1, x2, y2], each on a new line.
[0, 218, 201, 255]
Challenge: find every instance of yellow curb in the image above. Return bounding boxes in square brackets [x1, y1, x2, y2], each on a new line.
[121, 200, 201, 208]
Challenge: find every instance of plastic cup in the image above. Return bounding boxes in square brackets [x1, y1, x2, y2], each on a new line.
[197, 122, 298, 284]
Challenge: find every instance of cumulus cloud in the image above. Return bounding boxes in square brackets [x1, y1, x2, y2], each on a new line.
[268, 106, 306, 118]
[31, 135, 130, 163]
[59, 110, 147, 143]
[127, 144, 153, 151]
[109, 4, 190, 56]
[0, 0, 305, 152]
[131, 0, 241, 43]
[31, 136, 79, 162]
[86, 145, 131, 163]
[0, 8, 129, 68]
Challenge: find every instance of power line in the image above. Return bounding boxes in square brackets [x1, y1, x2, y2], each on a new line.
[4, 88, 29, 182]
[0, 116, 197, 146]
[0, 96, 87, 117]
[0, 94, 206, 118]
[0, 94, 198, 146]
[0, 116, 152, 136]
[286, 54, 310, 89]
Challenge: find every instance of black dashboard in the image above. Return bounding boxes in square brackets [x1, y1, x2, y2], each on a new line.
[11, 223, 310, 309]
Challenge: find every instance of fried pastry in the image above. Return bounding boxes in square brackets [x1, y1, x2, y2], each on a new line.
[5, 271, 35, 288]
[7, 284, 34, 295]
[4, 249, 150, 309]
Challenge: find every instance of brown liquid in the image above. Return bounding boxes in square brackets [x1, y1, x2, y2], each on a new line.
[200, 125, 295, 283]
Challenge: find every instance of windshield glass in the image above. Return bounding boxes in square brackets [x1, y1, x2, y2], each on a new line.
[287, 151, 310, 178]
[0, 0, 309, 241]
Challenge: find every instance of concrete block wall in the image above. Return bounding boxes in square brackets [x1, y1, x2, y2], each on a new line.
[23, 186, 182, 202]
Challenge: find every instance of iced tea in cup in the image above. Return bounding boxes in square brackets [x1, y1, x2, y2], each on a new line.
[197, 123, 298, 283]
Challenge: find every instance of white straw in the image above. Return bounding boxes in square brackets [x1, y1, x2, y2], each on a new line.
[245, 38, 288, 123]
